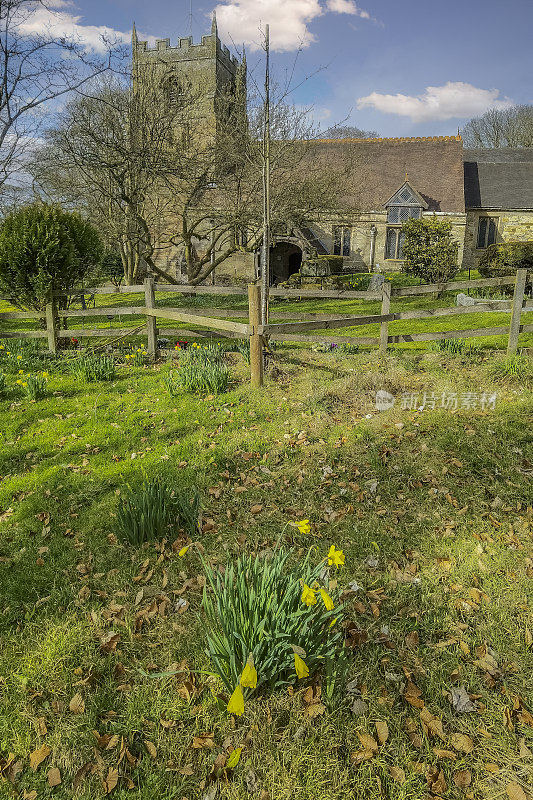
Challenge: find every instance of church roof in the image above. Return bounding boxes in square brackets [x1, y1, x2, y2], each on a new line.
[309, 136, 465, 212]
[463, 148, 533, 210]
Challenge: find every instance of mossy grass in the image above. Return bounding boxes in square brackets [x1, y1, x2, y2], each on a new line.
[0, 346, 531, 799]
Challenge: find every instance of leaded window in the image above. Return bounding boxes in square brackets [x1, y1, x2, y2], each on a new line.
[477, 217, 498, 248]
[385, 228, 405, 260]
[333, 226, 351, 257]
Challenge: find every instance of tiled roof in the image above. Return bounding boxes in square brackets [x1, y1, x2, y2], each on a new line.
[307, 136, 465, 212]
[463, 148, 533, 210]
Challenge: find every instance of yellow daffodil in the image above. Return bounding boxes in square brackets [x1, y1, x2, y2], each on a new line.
[178, 545, 190, 557]
[16, 379, 22, 385]
[22, 382, 27, 387]
[294, 653, 309, 679]
[240, 655, 257, 689]
[17, 354, 22, 360]
[320, 588, 334, 611]
[327, 545, 345, 568]
[226, 747, 242, 769]
[18, 370, 24, 374]
[301, 584, 317, 606]
[227, 684, 244, 716]
[290, 519, 311, 534]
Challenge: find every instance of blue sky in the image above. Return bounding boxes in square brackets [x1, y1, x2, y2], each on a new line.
[39, 0, 532, 137]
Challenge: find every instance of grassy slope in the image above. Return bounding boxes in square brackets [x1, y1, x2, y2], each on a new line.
[0, 346, 532, 800]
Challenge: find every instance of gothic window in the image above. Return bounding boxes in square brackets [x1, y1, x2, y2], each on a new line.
[385, 228, 406, 260]
[477, 217, 498, 248]
[333, 226, 351, 257]
[384, 182, 425, 260]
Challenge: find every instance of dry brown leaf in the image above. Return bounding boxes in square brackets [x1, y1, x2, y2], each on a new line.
[350, 749, 374, 764]
[305, 702, 326, 719]
[72, 762, 92, 791]
[453, 769, 472, 788]
[506, 783, 527, 800]
[433, 748, 457, 760]
[420, 707, 445, 740]
[450, 733, 474, 753]
[357, 732, 378, 752]
[69, 693, 85, 714]
[405, 630, 420, 648]
[144, 741, 157, 758]
[29, 743, 51, 771]
[430, 769, 447, 795]
[389, 766, 405, 783]
[375, 720, 389, 745]
[23, 792, 37, 800]
[484, 763, 501, 773]
[405, 681, 424, 709]
[48, 766, 61, 787]
[250, 504, 263, 514]
[103, 767, 119, 794]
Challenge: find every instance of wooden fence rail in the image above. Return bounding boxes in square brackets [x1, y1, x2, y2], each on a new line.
[1, 270, 531, 387]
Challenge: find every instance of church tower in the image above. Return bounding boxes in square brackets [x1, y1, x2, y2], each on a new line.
[132, 14, 243, 137]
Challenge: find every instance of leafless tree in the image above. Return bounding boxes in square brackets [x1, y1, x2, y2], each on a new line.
[461, 105, 533, 148]
[0, 0, 121, 193]
[321, 124, 379, 139]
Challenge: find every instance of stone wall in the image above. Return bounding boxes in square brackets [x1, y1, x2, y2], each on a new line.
[463, 210, 533, 268]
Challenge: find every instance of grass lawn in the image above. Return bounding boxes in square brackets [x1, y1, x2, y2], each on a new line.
[0, 339, 532, 800]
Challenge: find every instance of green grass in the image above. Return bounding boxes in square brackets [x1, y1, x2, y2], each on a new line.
[0, 343, 532, 800]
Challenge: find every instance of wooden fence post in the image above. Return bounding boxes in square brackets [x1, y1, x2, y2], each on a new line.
[379, 280, 391, 354]
[507, 268, 527, 355]
[144, 277, 158, 359]
[248, 284, 264, 388]
[45, 295, 58, 354]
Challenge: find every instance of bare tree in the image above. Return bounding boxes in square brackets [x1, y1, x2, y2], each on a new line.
[32, 67, 199, 284]
[321, 124, 378, 139]
[0, 0, 120, 193]
[461, 105, 533, 148]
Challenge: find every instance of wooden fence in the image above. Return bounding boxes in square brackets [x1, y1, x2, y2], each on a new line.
[0, 270, 531, 387]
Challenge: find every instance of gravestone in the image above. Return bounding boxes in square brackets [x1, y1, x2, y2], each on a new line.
[456, 293, 476, 306]
[368, 273, 385, 291]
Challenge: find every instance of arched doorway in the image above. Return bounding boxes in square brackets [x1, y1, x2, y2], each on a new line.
[270, 242, 302, 285]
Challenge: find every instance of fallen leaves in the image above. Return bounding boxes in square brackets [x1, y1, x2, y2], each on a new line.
[69, 692, 85, 714]
[506, 782, 528, 800]
[450, 685, 476, 714]
[29, 743, 51, 771]
[450, 733, 474, 753]
[420, 707, 445, 740]
[102, 767, 119, 794]
[375, 720, 389, 746]
[453, 769, 472, 788]
[47, 766, 61, 787]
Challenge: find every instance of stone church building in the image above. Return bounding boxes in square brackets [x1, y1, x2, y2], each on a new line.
[133, 20, 533, 284]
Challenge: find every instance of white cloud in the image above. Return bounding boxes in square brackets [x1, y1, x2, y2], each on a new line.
[17, 3, 132, 53]
[357, 81, 514, 123]
[214, 0, 372, 51]
[326, 0, 369, 18]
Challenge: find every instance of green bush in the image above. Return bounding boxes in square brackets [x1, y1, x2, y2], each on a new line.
[76, 355, 116, 382]
[401, 217, 459, 283]
[478, 241, 533, 278]
[202, 546, 345, 696]
[116, 479, 200, 546]
[0, 203, 103, 312]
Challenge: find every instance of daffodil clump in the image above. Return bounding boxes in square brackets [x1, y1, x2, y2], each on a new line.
[0, 372, 6, 395]
[124, 343, 146, 367]
[201, 544, 346, 714]
[16, 371, 48, 400]
[0, 339, 49, 373]
[165, 343, 228, 395]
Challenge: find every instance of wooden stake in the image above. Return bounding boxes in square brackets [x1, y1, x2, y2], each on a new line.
[144, 277, 158, 358]
[248, 284, 264, 387]
[379, 280, 391, 353]
[507, 268, 527, 355]
[45, 296, 58, 354]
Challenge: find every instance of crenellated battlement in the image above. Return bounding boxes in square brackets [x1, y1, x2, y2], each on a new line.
[134, 31, 239, 68]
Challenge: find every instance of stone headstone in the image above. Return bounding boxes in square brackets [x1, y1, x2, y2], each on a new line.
[456, 293, 476, 306]
[368, 273, 385, 291]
